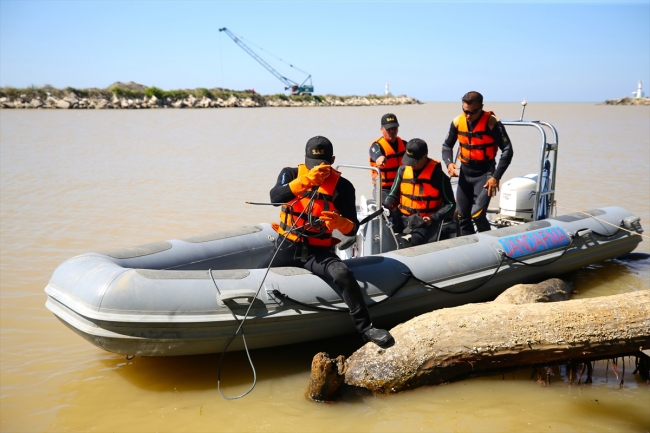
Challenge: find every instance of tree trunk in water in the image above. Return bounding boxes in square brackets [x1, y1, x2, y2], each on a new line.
[306, 280, 650, 400]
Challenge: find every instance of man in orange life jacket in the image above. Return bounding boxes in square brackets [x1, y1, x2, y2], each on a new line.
[442, 91, 513, 235]
[369, 113, 407, 198]
[383, 139, 456, 246]
[259, 136, 394, 348]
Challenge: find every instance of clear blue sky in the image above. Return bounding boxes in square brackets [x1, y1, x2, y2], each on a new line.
[1, 1, 648, 101]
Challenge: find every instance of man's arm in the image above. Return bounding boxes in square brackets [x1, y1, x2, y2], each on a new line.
[383, 166, 405, 210]
[441, 121, 458, 166]
[490, 120, 514, 180]
[269, 167, 299, 204]
[431, 164, 456, 222]
[369, 141, 384, 163]
[442, 121, 459, 176]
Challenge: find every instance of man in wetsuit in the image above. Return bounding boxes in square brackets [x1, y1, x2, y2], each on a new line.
[383, 139, 456, 246]
[259, 136, 394, 348]
[442, 91, 513, 235]
[369, 113, 407, 226]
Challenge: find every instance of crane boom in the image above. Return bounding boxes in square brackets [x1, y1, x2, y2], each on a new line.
[219, 27, 313, 94]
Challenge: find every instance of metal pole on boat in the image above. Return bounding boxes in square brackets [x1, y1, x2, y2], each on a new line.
[336, 164, 384, 253]
[519, 98, 527, 121]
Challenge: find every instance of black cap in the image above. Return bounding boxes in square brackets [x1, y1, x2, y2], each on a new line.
[304, 136, 334, 169]
[402, 138, 428, 166]
[381, 113, 399, 129]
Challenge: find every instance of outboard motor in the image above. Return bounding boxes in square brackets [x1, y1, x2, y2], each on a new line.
[499, 174, 538, 222]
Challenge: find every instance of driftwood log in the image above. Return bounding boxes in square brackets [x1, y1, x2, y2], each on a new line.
[307, 279, 650, 401]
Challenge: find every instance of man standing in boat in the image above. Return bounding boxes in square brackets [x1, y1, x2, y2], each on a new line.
[369, 113, 407, 225]
[260, 136, 394, 348]
[383, 139, 456, 246]
[442, 91, 513, 235]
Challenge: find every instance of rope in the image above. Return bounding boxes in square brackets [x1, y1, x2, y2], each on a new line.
[213, 190, 321, 400]
[270, 269, 413, 313]
[406, 229, 581, 293]
[228, 29, 310, 76]
[555, 205, 649, 240]
[407, 253, 508, 295]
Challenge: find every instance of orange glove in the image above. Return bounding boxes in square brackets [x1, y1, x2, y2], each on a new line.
[288, 164, 331, 195]
[319, 211, 355, 235]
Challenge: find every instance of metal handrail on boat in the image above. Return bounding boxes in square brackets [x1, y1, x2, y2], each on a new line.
[500, 120, 558, 221]
[335, 164, 384, 252]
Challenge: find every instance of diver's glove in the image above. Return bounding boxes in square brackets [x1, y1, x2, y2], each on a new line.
[383, 195, 399, 211]
[288, 164, 331, 195]
[319, 211, 354, 235]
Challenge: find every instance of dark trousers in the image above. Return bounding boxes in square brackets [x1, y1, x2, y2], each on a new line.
[456, 165, 493, 235]
[258, 241, 372, 333]
[399, 215, 441, 246]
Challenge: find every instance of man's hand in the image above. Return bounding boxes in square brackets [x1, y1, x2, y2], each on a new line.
[319, 211, 354, 235]
[484, 177, 500, 197]
[447, 162, 459, 177]
[288, 163, 331, 195]
[375, 155, 387, 168]
[422, 216, 432, 226]
[306, 164, 331, 185]
[383, 195, 398, 211]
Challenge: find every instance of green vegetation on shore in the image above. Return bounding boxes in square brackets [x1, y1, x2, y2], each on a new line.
[0, 84, 409, 104]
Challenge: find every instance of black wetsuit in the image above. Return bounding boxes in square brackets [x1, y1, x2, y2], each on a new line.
[385, 161, 456, 246]
[442, 114, 513, 235]
[258, 167, 372, 333]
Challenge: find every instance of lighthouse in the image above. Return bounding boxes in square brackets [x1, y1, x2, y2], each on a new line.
[385, 82, 390, 96]
[633, 80, 644, 98]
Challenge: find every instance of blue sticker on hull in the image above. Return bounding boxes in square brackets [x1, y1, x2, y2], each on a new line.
[498, 227, 571, 259]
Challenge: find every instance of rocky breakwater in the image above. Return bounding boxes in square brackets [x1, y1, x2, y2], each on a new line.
[0, 83, 421, 109]
[602, 96, 650, 106]
[0, 93, 260, 109]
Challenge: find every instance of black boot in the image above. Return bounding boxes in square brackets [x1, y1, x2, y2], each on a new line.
[362, 327, 394, 348]
[458, 217, 476, 236]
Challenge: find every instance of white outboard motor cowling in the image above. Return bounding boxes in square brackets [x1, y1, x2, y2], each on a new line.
[499, 174, 538, 221]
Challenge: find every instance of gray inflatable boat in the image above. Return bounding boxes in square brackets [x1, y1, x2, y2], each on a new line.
[45, 208, 642, 356]
[44, 119, 644, 356]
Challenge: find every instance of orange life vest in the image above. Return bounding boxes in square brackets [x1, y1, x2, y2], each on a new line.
[398, 159, 442, 217]
[273, 164, 342, 247]
[369, 137, 406, 188]
[455, 111, 498, 164]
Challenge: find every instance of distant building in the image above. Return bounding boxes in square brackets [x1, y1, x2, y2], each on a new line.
[633, 80, 644, 98]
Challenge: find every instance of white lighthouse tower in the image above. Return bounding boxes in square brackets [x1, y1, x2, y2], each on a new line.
[632, 80, 644, 98]
[385, 82, 390, 96]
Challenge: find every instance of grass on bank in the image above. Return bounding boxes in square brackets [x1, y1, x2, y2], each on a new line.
[1, 85, 405, 103]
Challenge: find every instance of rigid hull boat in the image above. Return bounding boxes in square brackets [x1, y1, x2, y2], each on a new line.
[44, 117, 644, 356]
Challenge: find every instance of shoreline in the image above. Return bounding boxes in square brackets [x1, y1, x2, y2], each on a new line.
[0, 83, 420, 109]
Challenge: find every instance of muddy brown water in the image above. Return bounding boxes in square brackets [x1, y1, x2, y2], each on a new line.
[1, 103, 649, 432]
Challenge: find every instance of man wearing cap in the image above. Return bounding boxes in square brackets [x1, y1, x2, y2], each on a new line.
[369, 113, 407, 200]
[259, 136, 394, 348]
[442, 91, 513, 235]
[384, 139, 456, 246]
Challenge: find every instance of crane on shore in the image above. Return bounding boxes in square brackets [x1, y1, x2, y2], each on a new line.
[219, 27, 314, 95]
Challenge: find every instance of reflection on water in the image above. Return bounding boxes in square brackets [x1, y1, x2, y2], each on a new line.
[1, 104, 649, 432]
[569, 254, 650, 299]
